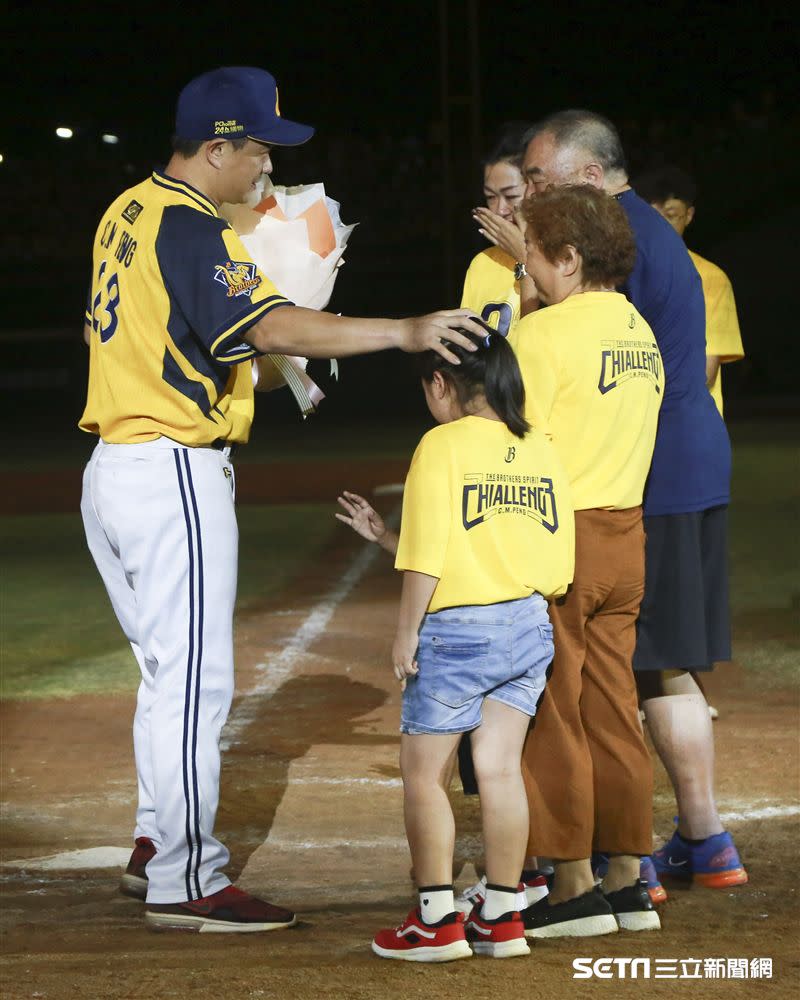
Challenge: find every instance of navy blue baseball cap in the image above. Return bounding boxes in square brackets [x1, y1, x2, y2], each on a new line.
[175, 67, 315, 147]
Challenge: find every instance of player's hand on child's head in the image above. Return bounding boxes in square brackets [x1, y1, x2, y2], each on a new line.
[392, 631, 420, 686]
[472, 206, 526, 263]
[335, 491, 386, 543]
[400, 312, 483, 364]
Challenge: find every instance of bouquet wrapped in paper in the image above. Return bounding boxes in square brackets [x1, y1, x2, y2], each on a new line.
[222, 183, 355, 415]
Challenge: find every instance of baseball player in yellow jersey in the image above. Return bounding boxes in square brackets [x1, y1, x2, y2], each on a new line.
[462, 123, 539, 335]
[80, 65, 485, 934]
[635, 165, 745, 416]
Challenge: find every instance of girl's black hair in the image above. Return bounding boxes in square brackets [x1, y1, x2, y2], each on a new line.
[416, 326, 530, 439]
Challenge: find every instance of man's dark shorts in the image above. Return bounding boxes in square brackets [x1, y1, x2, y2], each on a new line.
[634, 506, 731, 672]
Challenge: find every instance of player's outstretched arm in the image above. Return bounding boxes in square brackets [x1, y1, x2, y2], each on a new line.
[335, 491, 398, 554]
[243, 307, 484, 364]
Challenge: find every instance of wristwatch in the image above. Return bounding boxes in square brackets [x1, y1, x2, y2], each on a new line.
[514, 261, 527, 281]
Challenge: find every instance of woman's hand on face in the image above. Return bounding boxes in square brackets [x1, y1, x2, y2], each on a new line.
[472, 206, 526, 263]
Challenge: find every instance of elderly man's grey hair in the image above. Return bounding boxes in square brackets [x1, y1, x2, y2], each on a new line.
[525, 110, 628, 176]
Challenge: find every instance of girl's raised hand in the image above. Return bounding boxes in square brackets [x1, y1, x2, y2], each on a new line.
[336, 491, 386, 544]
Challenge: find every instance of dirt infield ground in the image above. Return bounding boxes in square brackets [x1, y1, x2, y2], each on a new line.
[1, 465, 799, 999]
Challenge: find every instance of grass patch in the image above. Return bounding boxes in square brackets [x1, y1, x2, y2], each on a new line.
[729, 424, 800, 688]
[732, 639, 800, 690]
[0, 504, 336, 700]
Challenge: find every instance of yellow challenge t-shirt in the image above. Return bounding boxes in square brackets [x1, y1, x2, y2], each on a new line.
[510, 292, 664, 512]
[395, 416, 574, 612]
[460, 247, 520, 337]
[80, 170, 293, 446]
[688, 250, 744, 416]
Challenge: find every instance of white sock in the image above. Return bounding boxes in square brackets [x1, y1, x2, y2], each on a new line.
[418, 885, 455, 924]
[481, 884, 517, 920]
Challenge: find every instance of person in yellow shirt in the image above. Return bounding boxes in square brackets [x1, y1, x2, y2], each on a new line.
[462, 123, 539, 335]
[634, 165, 745, 416]
[511, 185, 663, 938]
[456, 123, 543, 806]
[337, 330, 574, 962]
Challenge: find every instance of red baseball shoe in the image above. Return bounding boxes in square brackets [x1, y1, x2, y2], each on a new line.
[372, 908, 472, 962]
[119, 837, 156, 900]
[145, 885, 296, 933]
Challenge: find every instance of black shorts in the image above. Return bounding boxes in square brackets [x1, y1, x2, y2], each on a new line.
[633, 506, 731, 672]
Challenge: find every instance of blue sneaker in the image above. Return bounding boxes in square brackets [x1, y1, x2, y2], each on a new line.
[592, 853, 667, 905]
[640, 856, 667, 904]
[653, 829, 748, 889]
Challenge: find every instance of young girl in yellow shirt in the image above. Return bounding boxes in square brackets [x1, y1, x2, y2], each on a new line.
[337, 330, 574, 962]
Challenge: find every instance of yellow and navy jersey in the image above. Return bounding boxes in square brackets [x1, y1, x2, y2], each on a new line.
[395, 416, 574, 612]
[79, 170, 293, 446]
[460, 247, 520, 337]
[688, 249, 744, 417]
[511, 292, 664, 511]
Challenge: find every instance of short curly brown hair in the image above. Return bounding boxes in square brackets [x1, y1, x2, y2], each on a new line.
[522, 184, 636, 287]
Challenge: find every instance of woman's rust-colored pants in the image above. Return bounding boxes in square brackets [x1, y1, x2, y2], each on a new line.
[522, 507, 653, 859]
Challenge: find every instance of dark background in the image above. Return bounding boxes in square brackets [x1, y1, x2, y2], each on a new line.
[2, 1, 797, 433]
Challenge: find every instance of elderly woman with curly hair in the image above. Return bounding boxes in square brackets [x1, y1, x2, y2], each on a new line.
[510, 184, 664, 939]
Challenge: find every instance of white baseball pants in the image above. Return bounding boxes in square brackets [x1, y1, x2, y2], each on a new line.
[81, 437, 238, 903]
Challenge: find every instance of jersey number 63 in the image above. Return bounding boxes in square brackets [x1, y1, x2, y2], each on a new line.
[91, 260, 121, 343]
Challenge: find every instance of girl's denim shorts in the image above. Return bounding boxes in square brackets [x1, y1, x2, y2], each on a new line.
[400, 593, 554, 735]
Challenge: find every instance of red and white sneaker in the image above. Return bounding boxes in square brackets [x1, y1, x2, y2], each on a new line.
[465, 907, 530, 958]
[522, 872, 550, 906]
[145, 885, 296, 933]
[372, 909, 472, 962]
[456, 873, 548, 914]
[455, 875, 489, 915]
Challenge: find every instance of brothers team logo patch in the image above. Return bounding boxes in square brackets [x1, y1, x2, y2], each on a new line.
[462, 473, 559, 534]
[213, 260, 262, 298]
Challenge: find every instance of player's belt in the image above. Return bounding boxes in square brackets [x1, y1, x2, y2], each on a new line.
[210, 439, 237, 458]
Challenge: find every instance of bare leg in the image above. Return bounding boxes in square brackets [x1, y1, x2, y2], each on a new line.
[602, 855, 641, 893]
[549, 859, 595, 903]
[470, 699, 532, 888]
[642, 673, 723, 839]
[400, 733, 462, 886]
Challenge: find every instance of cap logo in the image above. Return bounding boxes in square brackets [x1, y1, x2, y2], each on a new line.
[214, 120, 245, 135]
[275, 88, 281, 118]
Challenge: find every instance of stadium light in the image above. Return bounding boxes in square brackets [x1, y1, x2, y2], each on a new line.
[56, 127, 74, 139]
[102, 134, 119, 145]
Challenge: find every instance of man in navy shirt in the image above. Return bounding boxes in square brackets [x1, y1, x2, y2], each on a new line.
[515, 110, 746, 938]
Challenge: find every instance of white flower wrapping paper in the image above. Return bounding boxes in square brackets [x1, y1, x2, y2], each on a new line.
[241, 183, 356, 310]
[240, 183, 355, 416]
